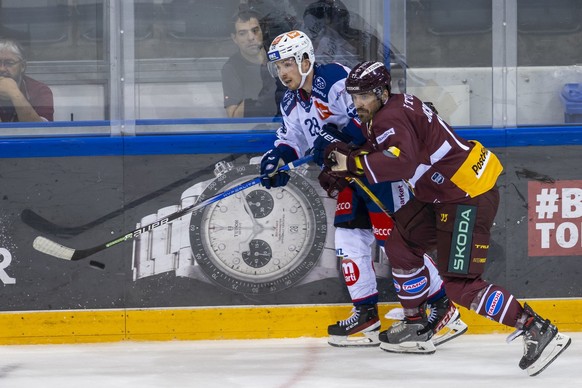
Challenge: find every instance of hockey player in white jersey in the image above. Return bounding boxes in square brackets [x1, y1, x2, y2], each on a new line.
[260, 30, 467, 348]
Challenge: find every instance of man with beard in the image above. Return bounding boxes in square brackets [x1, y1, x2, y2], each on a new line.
[0, 38, 53, 122]
[221, 8, 282, 118]
[323, 60, 571, 375]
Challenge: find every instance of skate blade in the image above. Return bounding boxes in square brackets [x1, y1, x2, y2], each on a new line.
[433, 317, 468, 347]
[527, 333, 571, 377]
[379, 340, 436, 354]
[328, 330, 380, 348]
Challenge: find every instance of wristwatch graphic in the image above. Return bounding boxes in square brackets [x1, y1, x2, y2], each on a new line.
[131, 159, 347, 294]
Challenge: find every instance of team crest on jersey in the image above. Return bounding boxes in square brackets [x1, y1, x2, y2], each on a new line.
[375, 128, 395, 144]
[431, 172, 445, 184]
[314, 76, 326, 91]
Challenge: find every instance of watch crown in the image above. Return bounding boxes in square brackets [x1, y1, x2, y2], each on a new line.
[213, 161, 234, 177]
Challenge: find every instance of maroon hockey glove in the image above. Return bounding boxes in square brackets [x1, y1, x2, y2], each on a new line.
[318, 166, 350, 198]
[323, 142, 367, 176]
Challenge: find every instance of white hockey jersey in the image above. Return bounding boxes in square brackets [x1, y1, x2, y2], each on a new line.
[274, 62, 364, 157]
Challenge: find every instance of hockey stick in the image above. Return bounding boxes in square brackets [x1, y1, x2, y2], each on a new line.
[347, 177, 394, 218]
[33, 155, 314, 261]
[20, 155, 242, 237]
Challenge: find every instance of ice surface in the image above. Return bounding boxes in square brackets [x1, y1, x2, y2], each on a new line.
[0, 333, 579, 387]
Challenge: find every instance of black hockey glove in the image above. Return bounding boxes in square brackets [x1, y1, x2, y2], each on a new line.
[260, 145, 297, 189]
[312, 124, 352, 166]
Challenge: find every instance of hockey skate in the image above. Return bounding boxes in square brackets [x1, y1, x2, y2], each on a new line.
[379, 308, 436, 354]
[508, 303, 571, 377]
[385, 295, 468, 347]
[328, 304, 381, 347]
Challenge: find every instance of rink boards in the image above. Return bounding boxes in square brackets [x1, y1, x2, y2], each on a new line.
[1, 300, 581, 345]
[1, 127, 582, 345]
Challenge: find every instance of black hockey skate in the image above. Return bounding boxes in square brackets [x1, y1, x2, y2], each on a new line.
[512, 303, 571, 376]
[327, 304, 380, 347]
[384, 295, 468, 347]
[379, 307, 436, 354]
[426, 295, 468, 346]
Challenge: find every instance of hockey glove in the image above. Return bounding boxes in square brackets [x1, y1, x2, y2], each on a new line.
[323, 142, 367, 176]
[318, 166, 349, 198]
[312, 123, 352, 166]
[260, 145, 297, 189]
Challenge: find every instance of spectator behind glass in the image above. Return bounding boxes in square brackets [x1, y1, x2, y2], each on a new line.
[0, 38, 54, 122]
[246, 0, 298, 51]
[222, 8, 281, 118]
[301, 0, 381, 67]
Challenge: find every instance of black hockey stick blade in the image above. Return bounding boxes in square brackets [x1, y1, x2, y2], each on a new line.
[20, 155, 241, 237]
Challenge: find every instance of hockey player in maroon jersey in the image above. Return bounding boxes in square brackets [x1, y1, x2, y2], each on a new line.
[322, 60, 571, 375]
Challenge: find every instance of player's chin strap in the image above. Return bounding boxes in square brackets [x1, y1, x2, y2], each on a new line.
[298, 60, 314, 90]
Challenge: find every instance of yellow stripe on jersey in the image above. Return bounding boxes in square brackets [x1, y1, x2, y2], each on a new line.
[450, 141, 503, 197]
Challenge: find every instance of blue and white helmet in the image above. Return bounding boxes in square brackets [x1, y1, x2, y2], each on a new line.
[267, 30, 315, 88]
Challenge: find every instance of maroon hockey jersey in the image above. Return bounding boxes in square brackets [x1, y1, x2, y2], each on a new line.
[359, 93, 503, 203]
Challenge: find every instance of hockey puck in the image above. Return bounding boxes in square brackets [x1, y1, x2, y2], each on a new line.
[89, 260, 106, 270]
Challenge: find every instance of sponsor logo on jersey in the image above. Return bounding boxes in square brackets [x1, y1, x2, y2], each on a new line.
[314, 76, 326, 91]
[282, 92, 295, 112]
[448, 205, 476, 275]
[336, 201, 351, 212]
[450, 140, 503, 197]
[402, 276, 428, 294]
[431, 172, 445, 185]
[485, 290, 504, 316]
[375, 128, 395, 144]
[472, 146, 490, 178]
[392, 181, 409, 211]
[393, 279, 401, 293]
[342, 259, 360, 286]
[372, 226, 391, 238]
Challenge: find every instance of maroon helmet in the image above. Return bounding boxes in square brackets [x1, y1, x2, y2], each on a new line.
[345, 61, 391, 98]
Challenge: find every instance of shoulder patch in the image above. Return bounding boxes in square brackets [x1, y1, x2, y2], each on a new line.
[376, 128, 395, 144]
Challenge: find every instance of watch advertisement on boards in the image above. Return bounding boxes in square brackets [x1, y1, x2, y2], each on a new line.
[2, 145, 582, 312]
[0, 152, 394, 312]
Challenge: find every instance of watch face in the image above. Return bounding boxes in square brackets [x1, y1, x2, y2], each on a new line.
[190, 164, 327, 294]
